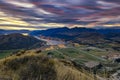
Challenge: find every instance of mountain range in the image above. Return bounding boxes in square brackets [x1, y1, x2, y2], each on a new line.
[0, 27, 119, 49]
[30, 27, 120, 44]
[0, 29, 30, 35]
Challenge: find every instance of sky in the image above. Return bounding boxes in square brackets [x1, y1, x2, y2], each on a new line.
[0, 0, 120, 30]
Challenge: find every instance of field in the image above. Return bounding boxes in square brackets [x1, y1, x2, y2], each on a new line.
[42, 46, 110, 65]
[41, 45, 120, 79]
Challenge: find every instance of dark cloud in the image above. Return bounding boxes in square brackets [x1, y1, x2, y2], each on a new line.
[0, 0, 119, 29]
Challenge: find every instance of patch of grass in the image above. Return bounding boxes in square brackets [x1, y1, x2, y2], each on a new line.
[42, 50, 65, 59]
[0, 49, 22, 59]
[58, 48, 80, 58]
[88, 50, 109, 56]
[0, 50, 14, 59]
[42, 47, 106, 65]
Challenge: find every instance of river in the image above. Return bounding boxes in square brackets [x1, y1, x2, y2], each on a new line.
[34, 36, 65, 45]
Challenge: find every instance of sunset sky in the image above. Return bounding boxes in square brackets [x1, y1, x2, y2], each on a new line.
[0, 0, 120, 30]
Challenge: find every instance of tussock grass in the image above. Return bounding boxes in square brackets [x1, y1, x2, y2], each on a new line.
[0, 50, 97, 80]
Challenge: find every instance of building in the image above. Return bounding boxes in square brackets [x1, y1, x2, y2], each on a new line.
[84, 61, 102, 69]
[106, 53, 120, 60]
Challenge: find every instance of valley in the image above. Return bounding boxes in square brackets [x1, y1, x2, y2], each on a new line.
[0, 27, 120, 80]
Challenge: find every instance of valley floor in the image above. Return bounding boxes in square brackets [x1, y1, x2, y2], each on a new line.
[0, 36, 120, 80]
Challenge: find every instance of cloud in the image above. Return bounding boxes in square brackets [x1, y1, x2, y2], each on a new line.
[97, 1, 120, 9]
[0, 0, 119, 30]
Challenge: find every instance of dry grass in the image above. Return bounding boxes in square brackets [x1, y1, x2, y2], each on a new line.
[0, 50, 97, 80]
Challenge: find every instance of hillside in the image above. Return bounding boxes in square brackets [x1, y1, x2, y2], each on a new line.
[0, 33, 45, 50]
[0, 50, 96, 80]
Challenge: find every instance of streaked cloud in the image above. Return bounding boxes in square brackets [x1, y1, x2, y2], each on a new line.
[0, 0, 120, 30]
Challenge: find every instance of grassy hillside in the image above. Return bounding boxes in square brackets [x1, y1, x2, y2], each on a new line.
[0, 50, 97, 80]
[0, 50, 16, 59]
[42, 46, 107, 64]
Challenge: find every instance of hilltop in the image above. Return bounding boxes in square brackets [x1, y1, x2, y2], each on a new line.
[0, 50, 96, 80]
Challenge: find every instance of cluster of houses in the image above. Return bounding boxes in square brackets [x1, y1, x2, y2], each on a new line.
[84, 61, 102, 69]
[102, 53, 120, 63]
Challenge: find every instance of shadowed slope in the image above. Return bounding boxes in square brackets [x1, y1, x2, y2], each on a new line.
[0, 33, 45, 50]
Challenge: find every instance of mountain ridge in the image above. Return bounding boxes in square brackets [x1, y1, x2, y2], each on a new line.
[0, 33, 45, 50]
[29, 27, 120, 44]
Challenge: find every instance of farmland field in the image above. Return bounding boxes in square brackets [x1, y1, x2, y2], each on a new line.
[42, 46, 108, 64]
